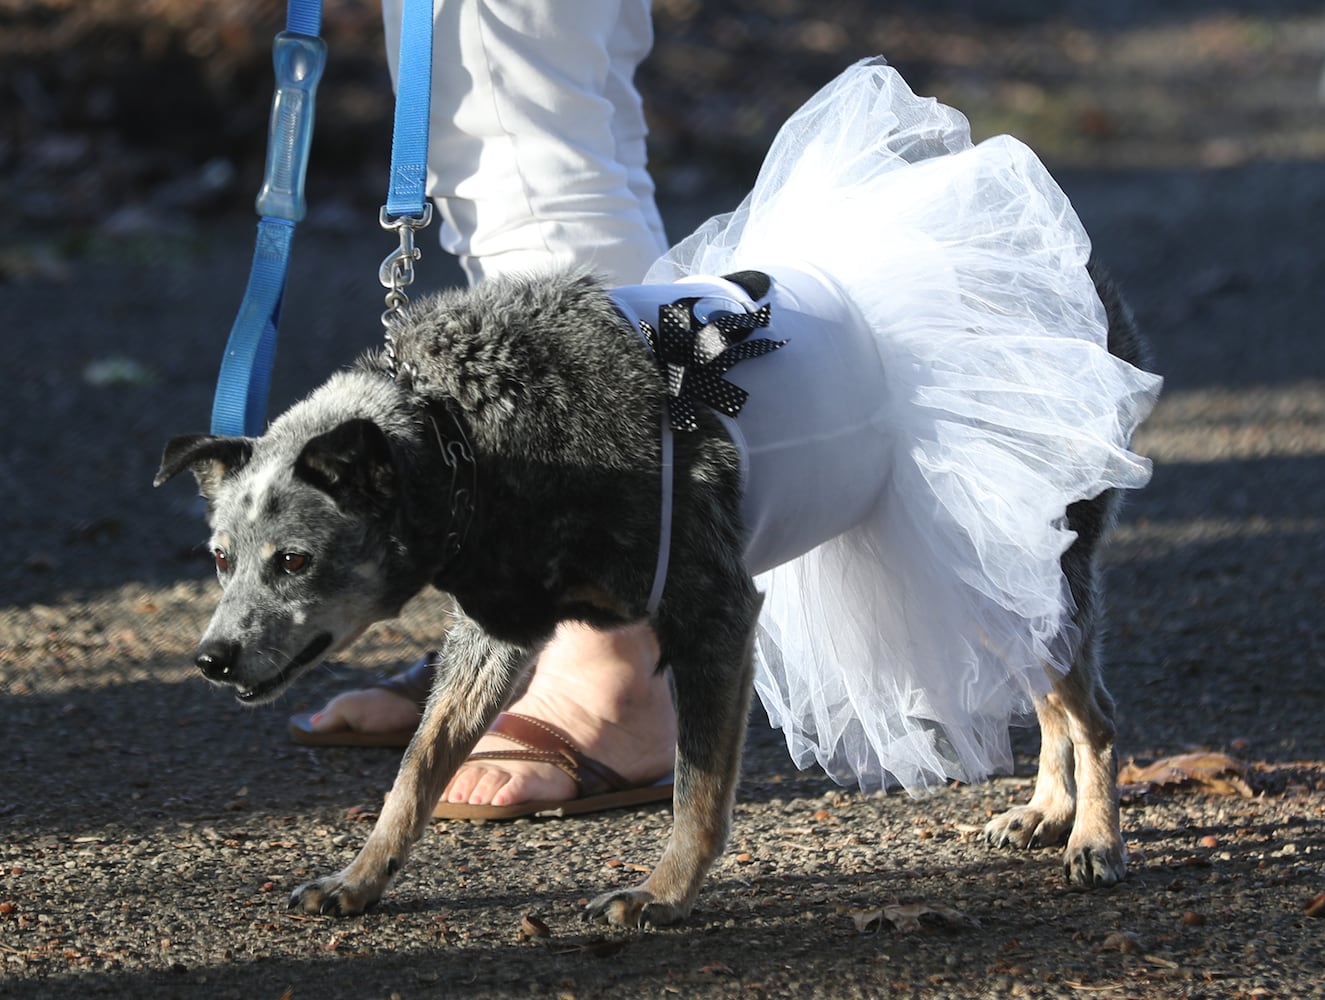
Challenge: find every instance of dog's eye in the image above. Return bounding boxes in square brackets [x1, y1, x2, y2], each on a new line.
[278, 552, 310, 575]
[212, 548, 231, 572]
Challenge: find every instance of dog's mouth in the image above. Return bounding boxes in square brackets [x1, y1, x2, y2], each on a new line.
[235, 633, 333, 704]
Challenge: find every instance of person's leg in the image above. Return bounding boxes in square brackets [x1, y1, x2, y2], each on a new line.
[442, 623, 676, 806]
[385, 0, 666, 284]
[306, 0, 675, 807]
[605, 0, 668, 258]
[430, 0, 673, 805]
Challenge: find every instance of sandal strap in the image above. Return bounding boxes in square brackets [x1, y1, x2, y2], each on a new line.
[366, 670, 636, 800]
[475, 711, 632, 797]
[371, 651, 438, 708]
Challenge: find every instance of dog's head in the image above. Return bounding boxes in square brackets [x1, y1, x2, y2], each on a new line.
[156, 407, 418, 704]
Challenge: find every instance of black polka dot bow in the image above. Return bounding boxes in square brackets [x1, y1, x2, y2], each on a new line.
[638, 297, 787, 432]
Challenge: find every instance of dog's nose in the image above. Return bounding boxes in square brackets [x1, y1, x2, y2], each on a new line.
[195, 640, 240, 681]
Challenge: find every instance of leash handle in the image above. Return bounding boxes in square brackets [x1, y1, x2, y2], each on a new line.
[255, 32, 326, 222]
[210, 0, 325, 437]
[211, 0, 436, 435]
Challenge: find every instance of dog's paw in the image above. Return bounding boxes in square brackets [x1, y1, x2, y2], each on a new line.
[288, 873, 383, 917]
[583, 888, 690, 928]
[983, 804, 1073, 851]
[1063, 835, 1127, 888]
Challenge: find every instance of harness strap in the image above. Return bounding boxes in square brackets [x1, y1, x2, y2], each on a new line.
[608, 291, 674, 617]
[648, 409, 675, 616]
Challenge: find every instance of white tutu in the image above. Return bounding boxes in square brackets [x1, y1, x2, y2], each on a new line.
[646, 60, 1162, 794]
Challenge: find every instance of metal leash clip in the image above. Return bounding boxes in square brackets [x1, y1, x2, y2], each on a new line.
[379, 203, 433, 329]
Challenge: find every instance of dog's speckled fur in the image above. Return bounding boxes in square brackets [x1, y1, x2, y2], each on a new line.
[157, 263, 1149, 926]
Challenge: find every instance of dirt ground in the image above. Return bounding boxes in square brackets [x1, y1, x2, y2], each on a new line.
[2, 2, 1324, 998]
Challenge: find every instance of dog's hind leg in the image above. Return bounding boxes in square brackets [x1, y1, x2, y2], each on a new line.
[585, 586, 763, 928]
[984, 641, 1125, 886]
[1053, 627, 1127, 886]
[290, 617, 529, 916]
[984, 494, 1127, 887]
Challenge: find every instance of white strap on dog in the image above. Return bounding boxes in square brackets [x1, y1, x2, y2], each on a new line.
[647, 411, 674, 616]
[610, 277, 785, 616]
[609, 291, 675, 617]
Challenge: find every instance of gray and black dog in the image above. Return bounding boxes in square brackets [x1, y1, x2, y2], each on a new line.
[156, 264, 1148, 927]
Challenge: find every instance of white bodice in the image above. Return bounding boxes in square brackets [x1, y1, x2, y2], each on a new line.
[611, 265, 892, 576]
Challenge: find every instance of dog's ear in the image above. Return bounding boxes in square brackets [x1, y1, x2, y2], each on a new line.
[294, 419, 398, 510]
[154, 434, 254, 499]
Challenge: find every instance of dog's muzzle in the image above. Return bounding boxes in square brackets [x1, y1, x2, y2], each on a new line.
[194, 634, 333, 703]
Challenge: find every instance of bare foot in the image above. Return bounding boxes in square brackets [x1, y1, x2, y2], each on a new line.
[440, 621, 677, 807]
[306, 686, 422, 737]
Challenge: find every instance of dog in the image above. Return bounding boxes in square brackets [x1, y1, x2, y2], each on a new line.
[156, 262, 1149, 927]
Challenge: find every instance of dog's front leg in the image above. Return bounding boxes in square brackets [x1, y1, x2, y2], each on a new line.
[290, 618, 528, 916]
[585, 590, 761, 928]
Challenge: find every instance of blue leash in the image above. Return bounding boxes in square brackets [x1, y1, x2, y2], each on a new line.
[210, 0, 434, 436]
[378, 0, 435, 336]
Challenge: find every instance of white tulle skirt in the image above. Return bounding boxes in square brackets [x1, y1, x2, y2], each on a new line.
[646, 59, 1162, 795]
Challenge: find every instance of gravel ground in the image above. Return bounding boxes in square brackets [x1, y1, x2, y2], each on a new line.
[2, 2, 1324, 998]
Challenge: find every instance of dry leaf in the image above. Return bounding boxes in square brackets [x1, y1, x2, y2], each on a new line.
[882, 902, 977, 933]
[1098, 930, 1143, 954]
[1305, 892, 1325, 918]
[849, 907, 883, 933]
[83, 356, 155, 387]
[1062, 982, 1124, 992]
[519, 914, 551, 940]
[1118, 752, 1254, 798]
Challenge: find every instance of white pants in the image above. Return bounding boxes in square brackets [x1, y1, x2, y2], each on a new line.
[382, 0, 668, 286]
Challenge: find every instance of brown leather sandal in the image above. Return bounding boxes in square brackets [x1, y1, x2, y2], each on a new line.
[287, 651, 437, 748]
[430, 711, 674, 821]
